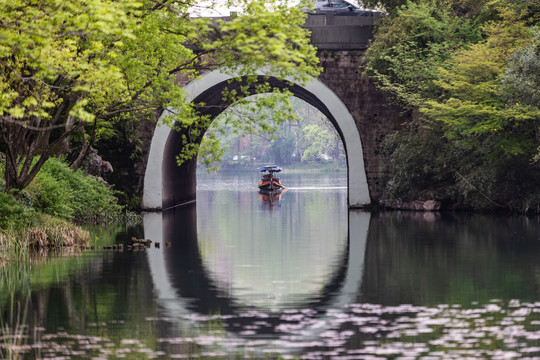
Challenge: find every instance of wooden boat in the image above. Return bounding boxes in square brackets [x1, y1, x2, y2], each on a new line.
[257, 165, 284, 193]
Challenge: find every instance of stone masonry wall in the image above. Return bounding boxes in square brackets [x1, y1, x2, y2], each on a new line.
[317, 50, 409, 201]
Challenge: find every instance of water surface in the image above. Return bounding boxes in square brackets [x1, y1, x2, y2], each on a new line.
[1, 171, 539, 359]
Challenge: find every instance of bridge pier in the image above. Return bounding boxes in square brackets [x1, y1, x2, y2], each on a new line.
[316, 49, 408, 202]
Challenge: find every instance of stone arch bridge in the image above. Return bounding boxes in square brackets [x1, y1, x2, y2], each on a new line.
[139, 13, 409, 210]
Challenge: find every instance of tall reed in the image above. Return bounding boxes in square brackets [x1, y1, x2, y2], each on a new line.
[0, 228, 29, 266]
[0, 291, 31, 360]
[0, 228, 32, 360]
[1, 217, 90, 251]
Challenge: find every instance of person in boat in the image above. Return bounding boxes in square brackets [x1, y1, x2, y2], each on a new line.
[257, 165, 283, 192]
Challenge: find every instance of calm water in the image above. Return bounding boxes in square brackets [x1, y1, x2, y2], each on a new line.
[1, 171, 540, 359]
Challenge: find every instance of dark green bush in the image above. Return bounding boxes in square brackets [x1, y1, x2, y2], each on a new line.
[383, 125, 454, 202]
[0, 162, 39, 228]
[384, 124, 540, 212]
[28, 158, 123, 223]
[0, 191, 38, 229]
[28, 165, 75, 219]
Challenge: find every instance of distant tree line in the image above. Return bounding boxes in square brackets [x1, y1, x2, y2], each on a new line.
[198, 98, 345, 169]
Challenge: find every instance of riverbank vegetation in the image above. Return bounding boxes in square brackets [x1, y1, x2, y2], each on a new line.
[363, 0, 539, 212]
[0, 157, 122, 256]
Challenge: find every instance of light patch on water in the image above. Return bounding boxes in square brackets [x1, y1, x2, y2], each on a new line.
[3, 300, 539, 359]
[285, 186, 348, 191]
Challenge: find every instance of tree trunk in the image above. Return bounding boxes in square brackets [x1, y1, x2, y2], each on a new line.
[1, 116, 84, 192]
[70, 118, 98, 171]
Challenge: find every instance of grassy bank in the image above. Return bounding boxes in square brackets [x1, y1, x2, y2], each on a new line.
[0, 216, 90, 256]
[1, 157, 126, 260]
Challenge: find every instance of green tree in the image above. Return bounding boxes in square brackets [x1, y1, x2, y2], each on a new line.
[0, 0, 139, 191]
[363, 0, 481, 107]
[500, 27, 540, 163]
[301, 124, 333, 162]
[422, 9, 537, 157]
[265, 125, 296, 164]
[364, 0, 539, 211]
[420, 10, 539, 210]
[0, 0, 320, 192]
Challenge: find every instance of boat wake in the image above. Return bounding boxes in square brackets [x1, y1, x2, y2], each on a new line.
[286, 186, 347, 190]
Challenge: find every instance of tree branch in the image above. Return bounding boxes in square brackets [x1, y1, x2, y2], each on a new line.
[453, 169, 505, 208]
[0, 116, 72, 131]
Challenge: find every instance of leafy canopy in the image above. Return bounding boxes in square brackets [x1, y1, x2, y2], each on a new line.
[0, 0, 320, 191]
[421, 8, 538, 159]
[363, 0, 481, 107]
[364, 0, 540, 211]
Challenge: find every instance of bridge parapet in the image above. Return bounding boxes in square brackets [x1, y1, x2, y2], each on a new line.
[304, 13, 383, 50]
[207, 12, 382, 50]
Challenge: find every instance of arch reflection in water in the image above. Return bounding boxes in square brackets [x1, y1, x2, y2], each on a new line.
[196, 188, 349, 310]
[143, 205, 370, 348]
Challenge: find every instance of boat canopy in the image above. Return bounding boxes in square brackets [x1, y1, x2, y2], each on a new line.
[257, 165, 282, 173]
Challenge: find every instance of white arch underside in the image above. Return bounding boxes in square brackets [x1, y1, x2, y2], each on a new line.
[142, 70, 370, 209]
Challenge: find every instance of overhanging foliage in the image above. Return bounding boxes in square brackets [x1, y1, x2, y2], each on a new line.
[0, 0, 320, 192]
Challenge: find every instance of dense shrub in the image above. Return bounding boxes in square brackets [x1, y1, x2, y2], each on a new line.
[384, 123, 540, 212]
[27, 166, 75, 220]
[383, 125, 454, 202]
[0, 191, 39, 229]
[1, 156, 124, 227]
[0, 162, 38, 228]
[28, 158, 123, 223]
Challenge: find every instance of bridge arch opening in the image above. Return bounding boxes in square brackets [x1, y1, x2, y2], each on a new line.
[199, 95, 345, 171]
[142, 71, 370, 210]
